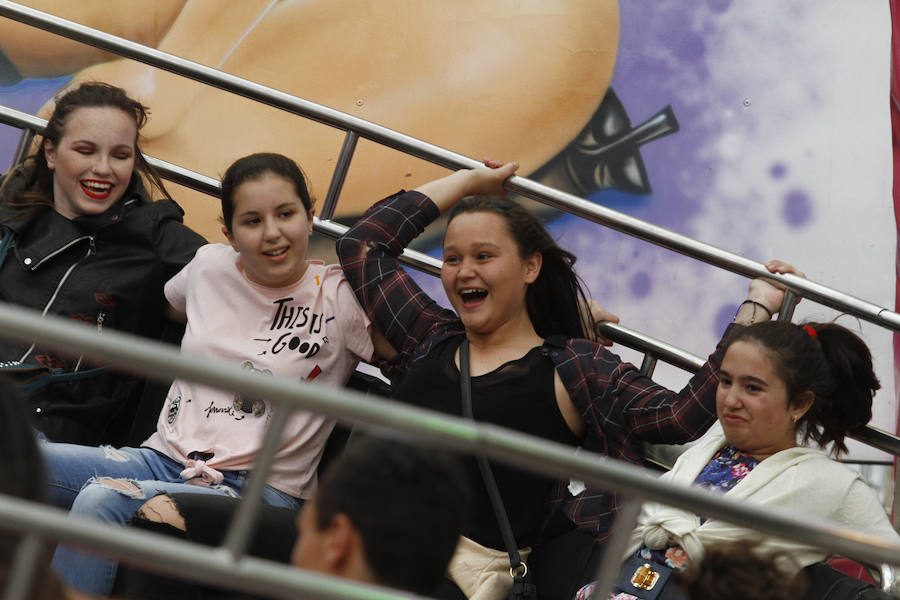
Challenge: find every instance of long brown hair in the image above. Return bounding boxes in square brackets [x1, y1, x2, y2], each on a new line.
[446, 196, 594, 339]
[0, 82, 172, 219]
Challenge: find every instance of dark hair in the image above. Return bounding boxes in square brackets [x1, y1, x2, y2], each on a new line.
[312, 436, 469, 594]
[446, 196, 592, 339]
[0, 82, 171, 216]
[677, 542, 806, 600]
[724, 320, 879, 456]
[220, 153, 313, 233]
[0, 376, 66, 599]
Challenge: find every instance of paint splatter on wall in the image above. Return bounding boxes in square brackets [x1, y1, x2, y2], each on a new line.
[0, 0, 893, 458]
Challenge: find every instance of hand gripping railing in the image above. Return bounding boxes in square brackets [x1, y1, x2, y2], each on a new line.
[599, 321, 900, 458]
[1, 3, 900, 596]
[0, 302, 899, 600]
[1, 0, 899, 329]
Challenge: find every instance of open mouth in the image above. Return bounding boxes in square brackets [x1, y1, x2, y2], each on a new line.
[459, 288, 488, 307]
[80, 180, 113, 200]
[263, 247, 289, 258]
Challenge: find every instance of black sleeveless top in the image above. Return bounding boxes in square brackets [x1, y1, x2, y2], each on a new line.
[391, 334, 579, 550]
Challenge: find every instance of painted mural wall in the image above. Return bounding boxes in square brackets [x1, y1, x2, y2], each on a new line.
[0, 0, 894, 459]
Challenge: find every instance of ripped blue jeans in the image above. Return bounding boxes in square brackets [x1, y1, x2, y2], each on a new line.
[41, 442, 301, 596]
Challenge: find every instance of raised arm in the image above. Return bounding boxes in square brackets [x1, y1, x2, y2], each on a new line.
[568, 260, 803, 451]
[414, 159, 518, 213]
[337, 162, 521, 377]
[335, 189, 457, 378]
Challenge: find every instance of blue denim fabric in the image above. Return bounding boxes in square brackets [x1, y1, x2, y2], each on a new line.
[41, 441, 301, 595]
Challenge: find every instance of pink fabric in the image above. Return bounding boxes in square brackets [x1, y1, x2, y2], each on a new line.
[143, 244, 373, 498]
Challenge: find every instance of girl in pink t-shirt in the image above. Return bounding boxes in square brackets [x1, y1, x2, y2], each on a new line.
[43, 153, 377, 596]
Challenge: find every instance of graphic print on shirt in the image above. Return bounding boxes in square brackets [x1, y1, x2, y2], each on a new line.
[251, 296, 331, 385]
[167, 393, 181, 424]
[231, 361, 271, 418]
[168, 294, 335, 427]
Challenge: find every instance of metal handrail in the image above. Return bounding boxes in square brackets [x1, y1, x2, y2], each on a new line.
[2, 101, 896, 461]
[1, 3, 899, 597]
[0, 105, 444, 276]
[0, 493, 425, 600]
[0, 301, 898, 575]
[0, 0, 899, 330]
[597, 322, 900, 458]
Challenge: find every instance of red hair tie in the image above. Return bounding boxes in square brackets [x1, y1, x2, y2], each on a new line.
[802, 324, 818, 340]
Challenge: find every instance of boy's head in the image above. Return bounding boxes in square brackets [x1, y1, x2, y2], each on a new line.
[291, 436, 469, 594]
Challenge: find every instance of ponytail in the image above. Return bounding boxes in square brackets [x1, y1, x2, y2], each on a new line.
[802, 323, 878, 454]
[724, 320, 878, 456]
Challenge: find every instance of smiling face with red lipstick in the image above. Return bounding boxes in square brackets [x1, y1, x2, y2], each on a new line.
[44, 106, 137, 220]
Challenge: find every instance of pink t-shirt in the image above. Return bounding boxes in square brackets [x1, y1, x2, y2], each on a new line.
[143, 244, 373, 498]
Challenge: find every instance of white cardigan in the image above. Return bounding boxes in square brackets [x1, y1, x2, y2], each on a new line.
[627, 422, 899, 573]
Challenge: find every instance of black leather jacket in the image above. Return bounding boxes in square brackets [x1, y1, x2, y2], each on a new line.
[0, 173, 206, 445]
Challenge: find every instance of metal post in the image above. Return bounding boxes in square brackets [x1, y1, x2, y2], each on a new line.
[1, 534, 44, 600]
[639, 354, 658, 377]
[778, 290, 798, 322]
[320, 131, 359, 221]
[0, 2, 898, 330]
[10, 128, 33, 167]
[221, 405, 293, 559]
[588, 498, 644, 599]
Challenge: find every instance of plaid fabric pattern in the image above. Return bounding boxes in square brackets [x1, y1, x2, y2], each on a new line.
[337, 190, 732, 541]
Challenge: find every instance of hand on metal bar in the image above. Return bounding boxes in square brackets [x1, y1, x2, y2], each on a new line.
[584, 299, 620, 347]
[735, 260, 805, 326]
[413, 158, 519, 214]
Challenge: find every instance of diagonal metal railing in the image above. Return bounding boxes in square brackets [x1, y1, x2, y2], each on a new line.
[3, 103, 897, 459]
[3, 99, 900, 597]
[0, 302, 899, 600]
[0, 0, 899, 330]
[1, 2, 899, 598]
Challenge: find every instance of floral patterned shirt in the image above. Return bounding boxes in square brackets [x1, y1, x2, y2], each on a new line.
[576, 446, 759, 600]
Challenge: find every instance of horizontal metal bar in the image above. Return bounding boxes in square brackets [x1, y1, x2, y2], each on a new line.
[0, 1, 475, 172]
[0, 494, 424, 600]
[0, 301, 898, 569]
[598, 322, 900, 457]
[0, 107, 888, 455]
[600, 323, 705, 372]
[849, 426, 900, 458]
[1, 1, 898, 330]
[147, 155, 222, 197]
[0, 105, 443, 277]
[312, 216, 443, 275]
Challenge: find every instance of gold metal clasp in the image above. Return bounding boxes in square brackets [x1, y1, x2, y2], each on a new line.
[630, 563, 660, 591]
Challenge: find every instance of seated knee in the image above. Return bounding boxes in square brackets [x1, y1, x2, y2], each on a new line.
[135, 494, 187, 531]
[75, 477, 144, 503]
[70, 478, 147, 520]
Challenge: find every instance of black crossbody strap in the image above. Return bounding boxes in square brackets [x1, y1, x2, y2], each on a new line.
[459, 339, 525, 573]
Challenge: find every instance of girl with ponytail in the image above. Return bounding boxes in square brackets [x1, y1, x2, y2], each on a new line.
[578, 316, 898, 599]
